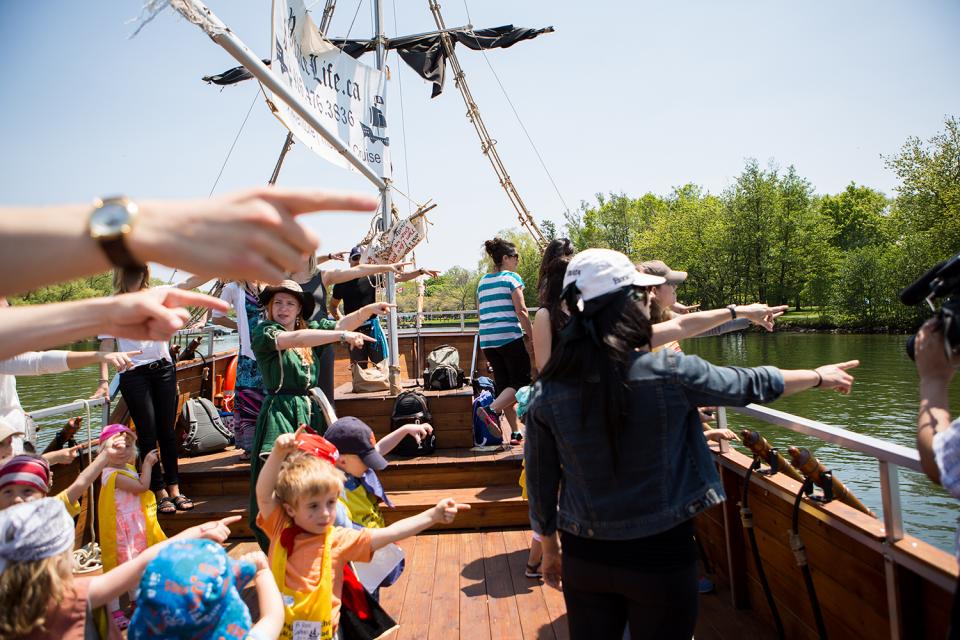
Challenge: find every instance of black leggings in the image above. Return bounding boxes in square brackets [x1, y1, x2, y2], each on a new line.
[118, 360, 179, 492]
[482, 337, 531, 395]
[560, 542, 698, 640]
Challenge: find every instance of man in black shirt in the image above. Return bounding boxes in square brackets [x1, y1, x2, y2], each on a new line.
[329, 246, 439, 367]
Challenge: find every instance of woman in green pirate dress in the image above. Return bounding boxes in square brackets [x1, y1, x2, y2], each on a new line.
[249, 280, 385, 549]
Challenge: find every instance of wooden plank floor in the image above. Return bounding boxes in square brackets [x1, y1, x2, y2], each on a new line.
[225, 532, 774, 640]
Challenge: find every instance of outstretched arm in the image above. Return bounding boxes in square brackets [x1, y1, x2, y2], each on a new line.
[322, 262, 414, 286]
[397, 268, 440, 284]
[87, 516, 241, 608]
[275, 329, 374, 351]
[367, 498, 470, 551]
[63, 446, 112, 505]
[336, 302, 396, 332]
[376, 423, 433, 456]
[651, 303, 788, 348]
[0, 188, 377, 298]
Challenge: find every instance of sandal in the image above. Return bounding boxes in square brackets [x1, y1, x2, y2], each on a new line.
[525, 562, 542, 579]
[172, 495, 195, 511]
[157, 496, 176, 515]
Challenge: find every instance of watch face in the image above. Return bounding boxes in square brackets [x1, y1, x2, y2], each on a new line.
[90, 202, 132, 238]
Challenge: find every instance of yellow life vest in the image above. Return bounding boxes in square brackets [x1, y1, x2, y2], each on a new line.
[97, 465, 166, 572]
[339, 481, 385, 529]
[271, 525, 335, 640]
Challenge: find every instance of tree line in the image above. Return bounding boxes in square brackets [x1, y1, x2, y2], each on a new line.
[402, 116, 959, 331]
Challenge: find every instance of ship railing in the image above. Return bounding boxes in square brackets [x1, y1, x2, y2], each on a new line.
[170, 325, 220, 358]
[25, 396, 112, 454]
[396, 310, 479, 332]
[716, 404, 942, 638]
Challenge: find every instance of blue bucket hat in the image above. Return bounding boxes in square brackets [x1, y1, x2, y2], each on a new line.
[128, 539, 256, 640]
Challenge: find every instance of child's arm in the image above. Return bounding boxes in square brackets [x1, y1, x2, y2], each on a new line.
[375, 422, 433, 456]
[367, 498, 470, 551]
[87, 515, 242, 608]
[113, 449, 158, 494]
[255, 433, 299, 519]
[62, 445, 112, 504]
[241, 551, 285, 640]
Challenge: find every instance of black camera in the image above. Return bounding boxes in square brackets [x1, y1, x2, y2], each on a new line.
[899, 252, 960, 361]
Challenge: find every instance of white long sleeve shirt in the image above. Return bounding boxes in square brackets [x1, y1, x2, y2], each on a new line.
[0, 350, 70, 447]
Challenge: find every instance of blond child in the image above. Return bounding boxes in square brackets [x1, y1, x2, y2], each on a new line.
[96, 423, 167, 628]
[256, 432, 469, 639]
[0, 497, 240, 639]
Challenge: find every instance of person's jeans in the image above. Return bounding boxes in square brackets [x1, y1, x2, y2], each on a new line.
[561, 550, 698, 640]
[118, 359, 179, 492]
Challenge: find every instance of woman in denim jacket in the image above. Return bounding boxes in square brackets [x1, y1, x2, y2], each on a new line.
[525, 248, 858, 640]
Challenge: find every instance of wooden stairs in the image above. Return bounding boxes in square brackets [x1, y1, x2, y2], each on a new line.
[161, 382, 528, 538]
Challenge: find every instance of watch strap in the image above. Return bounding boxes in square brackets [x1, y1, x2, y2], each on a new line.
[726, 304, 737, 320]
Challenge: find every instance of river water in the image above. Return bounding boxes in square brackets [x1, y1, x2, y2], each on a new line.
[684, 331, 960, 554]
[14, 332, 960, 552]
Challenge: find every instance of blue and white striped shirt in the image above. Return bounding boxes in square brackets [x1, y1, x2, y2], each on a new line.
[477, 271, 524, 349]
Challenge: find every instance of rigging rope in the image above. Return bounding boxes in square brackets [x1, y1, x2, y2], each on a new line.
[390, 0, 414, 217]
[460, 0, 572, 219]
[208, 88, 260, 197]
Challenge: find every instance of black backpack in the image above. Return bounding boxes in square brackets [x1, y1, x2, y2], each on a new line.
[389, 391, 436, 457]
[179, 397, 232, 456]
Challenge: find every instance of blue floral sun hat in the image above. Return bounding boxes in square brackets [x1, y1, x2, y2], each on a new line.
[128, 539, 256, 640]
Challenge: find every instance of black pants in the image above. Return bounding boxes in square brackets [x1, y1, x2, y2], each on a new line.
[118, 360, 179, 492]
[560, 539, 698, 640]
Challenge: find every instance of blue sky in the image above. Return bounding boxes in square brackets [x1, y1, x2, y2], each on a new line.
[1, 1, 958, 276]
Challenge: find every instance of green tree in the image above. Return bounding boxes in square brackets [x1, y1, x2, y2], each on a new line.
[818, 183, 889, 251]
[10, 272, 114, 305]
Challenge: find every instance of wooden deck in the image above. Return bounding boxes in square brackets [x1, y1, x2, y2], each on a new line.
[226, 531, 775, 640]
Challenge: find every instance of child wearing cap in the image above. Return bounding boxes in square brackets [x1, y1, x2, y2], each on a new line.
[0, 443, 112, 517]
[128, 540, 284, 640]
[256, 431, 468, 639]
[96, 423, 167, 629]
[0, 497, 240, 640]
[324, 416, 432, 530]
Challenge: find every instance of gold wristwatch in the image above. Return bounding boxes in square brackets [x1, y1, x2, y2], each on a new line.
[89, 196, 144, 269]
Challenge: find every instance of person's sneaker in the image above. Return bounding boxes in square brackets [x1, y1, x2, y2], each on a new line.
[511, 431, 523, 443]
[698, 576, 715, 594]
[510, 435, 522, 446]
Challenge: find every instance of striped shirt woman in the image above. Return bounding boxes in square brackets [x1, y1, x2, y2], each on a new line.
[475, 237, 534, 447]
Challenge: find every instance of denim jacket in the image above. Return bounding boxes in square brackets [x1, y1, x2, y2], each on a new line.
[524, 349, 784, 540]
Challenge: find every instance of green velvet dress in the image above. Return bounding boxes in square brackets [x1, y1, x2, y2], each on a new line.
[248, 318, 335, 548]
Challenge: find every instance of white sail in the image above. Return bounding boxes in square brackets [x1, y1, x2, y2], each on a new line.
[270, 0, 392, 179]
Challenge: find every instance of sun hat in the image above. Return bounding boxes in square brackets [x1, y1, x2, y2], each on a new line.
[0, 418, 25, 443]
[0, 498, 74, 573]
[258, 279, 316, 320]
[562, 249, 665, 304]
[324, 417, 388, 472]
[638, 259, 688, 285]
[99, 423, 136, 444]
[0, 454, 51, 493]
[128, 539, 256, 640]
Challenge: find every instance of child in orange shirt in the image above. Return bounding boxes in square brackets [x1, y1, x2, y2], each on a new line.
[256, 432, 469, 640]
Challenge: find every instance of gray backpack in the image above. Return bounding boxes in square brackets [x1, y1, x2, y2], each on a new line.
[425, 345, 464, 390]
[179, 397, 232, 456]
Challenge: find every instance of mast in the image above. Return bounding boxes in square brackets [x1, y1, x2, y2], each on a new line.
[374, 0, 402, 394]
[427, 0, 547, 248]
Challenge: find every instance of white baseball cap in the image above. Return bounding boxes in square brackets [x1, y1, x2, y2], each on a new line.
[562, 249, 665, 303]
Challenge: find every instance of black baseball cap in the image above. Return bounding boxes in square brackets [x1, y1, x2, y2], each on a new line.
[324, 417, 388, 471]
[349, 246, 363, 260]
